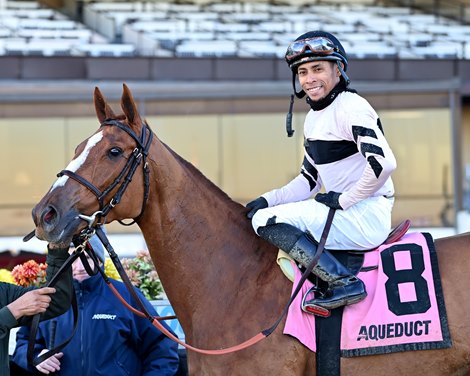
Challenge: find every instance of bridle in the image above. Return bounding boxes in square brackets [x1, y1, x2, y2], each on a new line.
[27, 119, 154, 367]
[58, 118, 153, 227]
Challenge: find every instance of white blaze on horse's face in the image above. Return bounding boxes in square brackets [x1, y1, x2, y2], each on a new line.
[50, 131, 104, 192]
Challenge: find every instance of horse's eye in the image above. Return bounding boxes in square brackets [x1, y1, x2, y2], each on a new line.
[108, 147, 123, 158]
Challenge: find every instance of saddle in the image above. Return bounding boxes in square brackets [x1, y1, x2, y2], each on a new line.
[382, 219, 411, 245]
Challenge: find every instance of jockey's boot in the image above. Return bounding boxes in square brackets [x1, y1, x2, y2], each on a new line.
[257, 222, 366, 311]
[291, 234, 367, 311]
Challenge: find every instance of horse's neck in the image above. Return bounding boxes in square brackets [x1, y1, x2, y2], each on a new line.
[138, 139, 259, 292]
[137, 138, 288, 345]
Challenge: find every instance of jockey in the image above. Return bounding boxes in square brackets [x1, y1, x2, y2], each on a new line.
[246, 31, 397, 313]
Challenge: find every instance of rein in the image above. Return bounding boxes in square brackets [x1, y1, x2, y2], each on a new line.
[27, 240, 102, 366]
[57, 119, 153, 226]
[92, 209, 336, 355]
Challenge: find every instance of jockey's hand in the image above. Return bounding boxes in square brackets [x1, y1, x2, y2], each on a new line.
[315, 191, 343, 210]
[246, 197, 268, 219]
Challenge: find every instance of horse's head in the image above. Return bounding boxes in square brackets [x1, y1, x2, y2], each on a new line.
[32, 84, 152, 246]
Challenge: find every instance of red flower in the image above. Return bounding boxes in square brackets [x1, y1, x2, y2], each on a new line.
[12, 260, 47, 287]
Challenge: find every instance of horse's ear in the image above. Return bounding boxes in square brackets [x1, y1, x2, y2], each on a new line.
[121, 83, 142, 128]
[94, 87, 116, 124]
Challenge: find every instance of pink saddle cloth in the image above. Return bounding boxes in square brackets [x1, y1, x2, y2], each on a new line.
[283, 232, 452, 356]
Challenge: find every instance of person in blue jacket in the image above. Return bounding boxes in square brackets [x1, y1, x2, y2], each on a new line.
[11, 235, 180, 376]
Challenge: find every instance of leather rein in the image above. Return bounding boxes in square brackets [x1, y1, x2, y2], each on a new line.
[27, 117, 336, 358]
[92, 208, 335, 355]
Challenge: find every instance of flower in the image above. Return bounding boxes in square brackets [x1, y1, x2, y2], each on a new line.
[11, 260, 47, 287]
[104, 259, 121, 281]
[10, 251, 164, 300]
[0, 269, 14, 284]
[121, 250, 164, 300]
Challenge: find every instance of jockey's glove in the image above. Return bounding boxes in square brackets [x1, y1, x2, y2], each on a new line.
[246, 197, 268, 219]
[315, 191, 343, 210]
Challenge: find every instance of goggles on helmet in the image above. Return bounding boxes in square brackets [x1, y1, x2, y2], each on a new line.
[285, 37, 338, 63]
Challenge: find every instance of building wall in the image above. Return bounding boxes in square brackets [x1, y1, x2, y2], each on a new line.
[0, 104, 453, 237]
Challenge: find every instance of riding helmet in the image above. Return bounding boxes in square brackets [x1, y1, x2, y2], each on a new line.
[285, 30, 348, 72]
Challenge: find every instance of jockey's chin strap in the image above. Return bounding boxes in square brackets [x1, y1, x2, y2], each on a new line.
[27, 234, 102, 367]
[88, 209, 336, 355]
[57, 118, 153, 227]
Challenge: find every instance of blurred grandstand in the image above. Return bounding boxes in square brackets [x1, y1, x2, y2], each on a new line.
[0, 0, 469, 83]
[1, 0, 470, 58]
[1, 0, 470, 255]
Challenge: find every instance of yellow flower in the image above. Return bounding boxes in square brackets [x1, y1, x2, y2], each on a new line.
[0, 269, 14, 284]
[121, 250, 164, 300]
[104, 259, 121, 281]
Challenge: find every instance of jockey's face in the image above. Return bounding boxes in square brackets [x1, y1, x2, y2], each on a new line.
[297, 60, 341, 102]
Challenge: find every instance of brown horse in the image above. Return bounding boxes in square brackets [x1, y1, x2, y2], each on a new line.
[31, 84, 470, 375]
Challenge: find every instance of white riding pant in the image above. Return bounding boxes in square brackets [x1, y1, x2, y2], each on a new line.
[251, 196, 394, 250]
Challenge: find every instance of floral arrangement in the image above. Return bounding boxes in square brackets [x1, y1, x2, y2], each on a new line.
[5, 250, 164, 301]
[121, 250, 165, 301]
[11, 260, 47, 287]
[0, 269, 14, 284]
[104, 259, 121, 281]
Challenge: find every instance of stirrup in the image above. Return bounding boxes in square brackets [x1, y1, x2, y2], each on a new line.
[301, 286, 331, 317]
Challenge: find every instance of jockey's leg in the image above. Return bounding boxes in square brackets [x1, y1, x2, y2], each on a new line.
[257, 223, 366, 310]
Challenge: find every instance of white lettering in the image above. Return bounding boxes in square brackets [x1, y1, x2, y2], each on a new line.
[357, 320, 432, 341]
[92, 313, 117, 320]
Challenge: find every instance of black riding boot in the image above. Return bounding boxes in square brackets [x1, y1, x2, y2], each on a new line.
[257, 223, 367, 310]
[290, 234, 367, 310]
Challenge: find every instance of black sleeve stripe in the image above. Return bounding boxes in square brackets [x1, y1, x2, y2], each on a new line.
[301, 156, 318, 191]
[367, 155, 383, 178]
[302, 156, 318, 180]
[360, 143, 384, 158]
[377, 118, 385, 135]
[352, 125, 378, 143]
[301, 170, 317, 191]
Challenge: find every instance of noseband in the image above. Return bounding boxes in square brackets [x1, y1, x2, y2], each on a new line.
[57, 118, 153, 226]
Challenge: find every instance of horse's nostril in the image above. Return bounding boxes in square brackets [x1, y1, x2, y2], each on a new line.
[42, 206, 57, 225]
